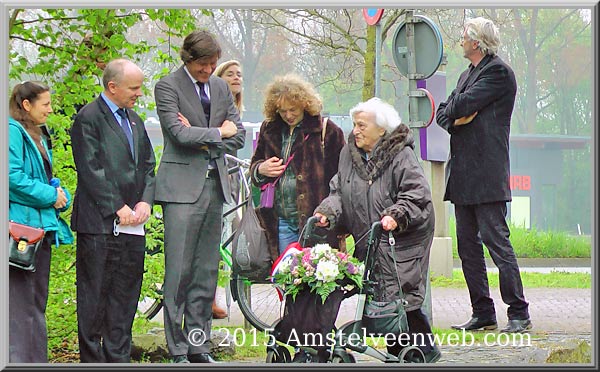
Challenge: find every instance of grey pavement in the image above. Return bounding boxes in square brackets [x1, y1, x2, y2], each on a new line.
[141, 261, 593, 364]
[211, 286, 593, 335]
[211, 259, 593, 334]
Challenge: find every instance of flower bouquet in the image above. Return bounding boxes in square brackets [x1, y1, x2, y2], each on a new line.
[271, 243, 365, 304]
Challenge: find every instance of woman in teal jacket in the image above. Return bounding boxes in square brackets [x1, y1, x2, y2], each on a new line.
[8, 81, 72, 363]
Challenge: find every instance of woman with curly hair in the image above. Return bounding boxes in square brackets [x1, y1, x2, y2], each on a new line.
[251, 74, 345, 259]
[250, 73, 346, 362]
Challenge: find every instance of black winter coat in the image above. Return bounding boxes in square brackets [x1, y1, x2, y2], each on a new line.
[436, 54, 517, 205]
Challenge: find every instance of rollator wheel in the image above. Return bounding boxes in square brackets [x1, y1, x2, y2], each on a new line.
[265, 345, 292, 363]
[398, 346, 426, 363]
[330, 350, 356, 363]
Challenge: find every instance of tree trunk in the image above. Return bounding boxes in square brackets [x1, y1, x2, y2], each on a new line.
[362, 25, 376, 100]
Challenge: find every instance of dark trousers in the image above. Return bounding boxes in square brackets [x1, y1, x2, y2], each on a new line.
[454, 202, 529, 320]
[76, 233, 145, 363]
[9, 236, 52, 363]
[162, 177, 224, 356]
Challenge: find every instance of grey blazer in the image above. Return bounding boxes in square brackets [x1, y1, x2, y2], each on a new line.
[154, 67, 245, 204]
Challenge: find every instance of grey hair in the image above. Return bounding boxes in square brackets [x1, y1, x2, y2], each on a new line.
[102, 58, 142, 88]
[465, 17, 500, 56]
[349, 97, 401, 134]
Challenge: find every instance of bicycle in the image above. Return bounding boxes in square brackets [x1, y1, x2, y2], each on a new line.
[140, 154, 285, 332]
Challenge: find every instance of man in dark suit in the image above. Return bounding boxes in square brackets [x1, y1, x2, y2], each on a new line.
[154, 30, 245, 363]
[70, 59, 156, 362]
[436, 17, 531, 334]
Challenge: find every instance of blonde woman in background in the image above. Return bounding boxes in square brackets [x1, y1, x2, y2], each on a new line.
[212, 60, 244, 319]
[215, 60, 244, 116]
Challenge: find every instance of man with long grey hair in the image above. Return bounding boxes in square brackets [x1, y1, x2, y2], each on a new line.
[436, 17, 531, 333]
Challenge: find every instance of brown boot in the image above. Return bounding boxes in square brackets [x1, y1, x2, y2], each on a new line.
[212, 300, 227, 319]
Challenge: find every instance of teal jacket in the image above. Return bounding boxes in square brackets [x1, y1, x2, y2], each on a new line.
[9, 117, 73, 245]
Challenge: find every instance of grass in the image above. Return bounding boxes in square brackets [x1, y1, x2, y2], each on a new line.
[447, 219, 591, 259]
[431, 269, 591, 288]
[344, 220, 591, 259]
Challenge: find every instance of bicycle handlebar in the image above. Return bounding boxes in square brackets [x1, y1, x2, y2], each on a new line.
[225, 154, 251, 168]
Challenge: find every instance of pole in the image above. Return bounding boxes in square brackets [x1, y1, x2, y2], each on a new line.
[375, 22, 382, 97]
[406, 11, 417, 123]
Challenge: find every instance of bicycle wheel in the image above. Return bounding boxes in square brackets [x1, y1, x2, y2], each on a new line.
[143, 297, 163, 320]
[265, 344, 291, 363]
[231, 274, 284, 331]
[330, 351, 356, 363]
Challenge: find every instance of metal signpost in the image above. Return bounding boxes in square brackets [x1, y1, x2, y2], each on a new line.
[363, 8, 384, 97]
[390, 10, 453, 321]
[392, 10, 443, 155]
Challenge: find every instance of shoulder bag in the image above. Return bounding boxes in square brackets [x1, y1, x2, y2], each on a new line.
[362, 233, 409, 335]
[9, 220, 45, 272]
[260, 117, 328, 209]
[232, 198, 271, 282]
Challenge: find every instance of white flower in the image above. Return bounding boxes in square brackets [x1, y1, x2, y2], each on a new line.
[279, 256, 293, 274]
[356, 263, 365, 276]
[315, 260, 339, 282]
[312, 243, 333, 257]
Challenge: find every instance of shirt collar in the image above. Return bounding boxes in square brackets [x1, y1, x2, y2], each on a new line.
[184, 65, 203, 86]
[101, 92, 119, 114]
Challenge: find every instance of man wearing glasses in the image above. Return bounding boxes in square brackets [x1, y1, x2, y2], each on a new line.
[436, 17, 532, 334]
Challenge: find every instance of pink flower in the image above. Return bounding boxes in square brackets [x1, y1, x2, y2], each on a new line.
[336, 252, 349, 261]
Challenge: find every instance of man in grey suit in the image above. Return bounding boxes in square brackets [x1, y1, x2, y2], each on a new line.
[154, 30, 245, 363]
[71, 59, 156, 362]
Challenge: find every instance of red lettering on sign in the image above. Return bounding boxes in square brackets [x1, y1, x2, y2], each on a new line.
[509, 175, 531, 191]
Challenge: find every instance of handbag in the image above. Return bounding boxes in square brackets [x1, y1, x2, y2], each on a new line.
[259, 128, 316, 209]
[259, 182, 277, 209]
[9, 221, 46, 272]
[363, 298, 408, 335]
[362, 232, 409, 335]
[232, 198, 271, 282]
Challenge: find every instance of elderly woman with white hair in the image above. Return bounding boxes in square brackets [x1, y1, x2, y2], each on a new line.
[314, 97, 440, 363]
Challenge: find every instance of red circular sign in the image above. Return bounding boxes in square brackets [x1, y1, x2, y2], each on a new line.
[363, 8, 384, 26]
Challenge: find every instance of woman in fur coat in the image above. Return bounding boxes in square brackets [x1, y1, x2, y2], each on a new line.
[250, 74, 346, 260]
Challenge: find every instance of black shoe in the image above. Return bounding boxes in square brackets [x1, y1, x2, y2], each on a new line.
[501, 319, 532, 333]
[172, 355, 190, 363]
[188, 353, 219, 363]
[424, 346, 442, 363]
[451, 316, 498, 331]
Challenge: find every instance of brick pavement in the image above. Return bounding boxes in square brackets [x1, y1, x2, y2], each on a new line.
[429, 287, 592, 333]
[211, 286, 592, 334]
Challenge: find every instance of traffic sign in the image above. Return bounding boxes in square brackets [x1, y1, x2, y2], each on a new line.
[392, 14, 444, 80]
[414, 88, 435, 127]
[363, 8, 384, 26]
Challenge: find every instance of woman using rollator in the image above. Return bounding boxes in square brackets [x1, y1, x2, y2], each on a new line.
[314, 97, 441, 363]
